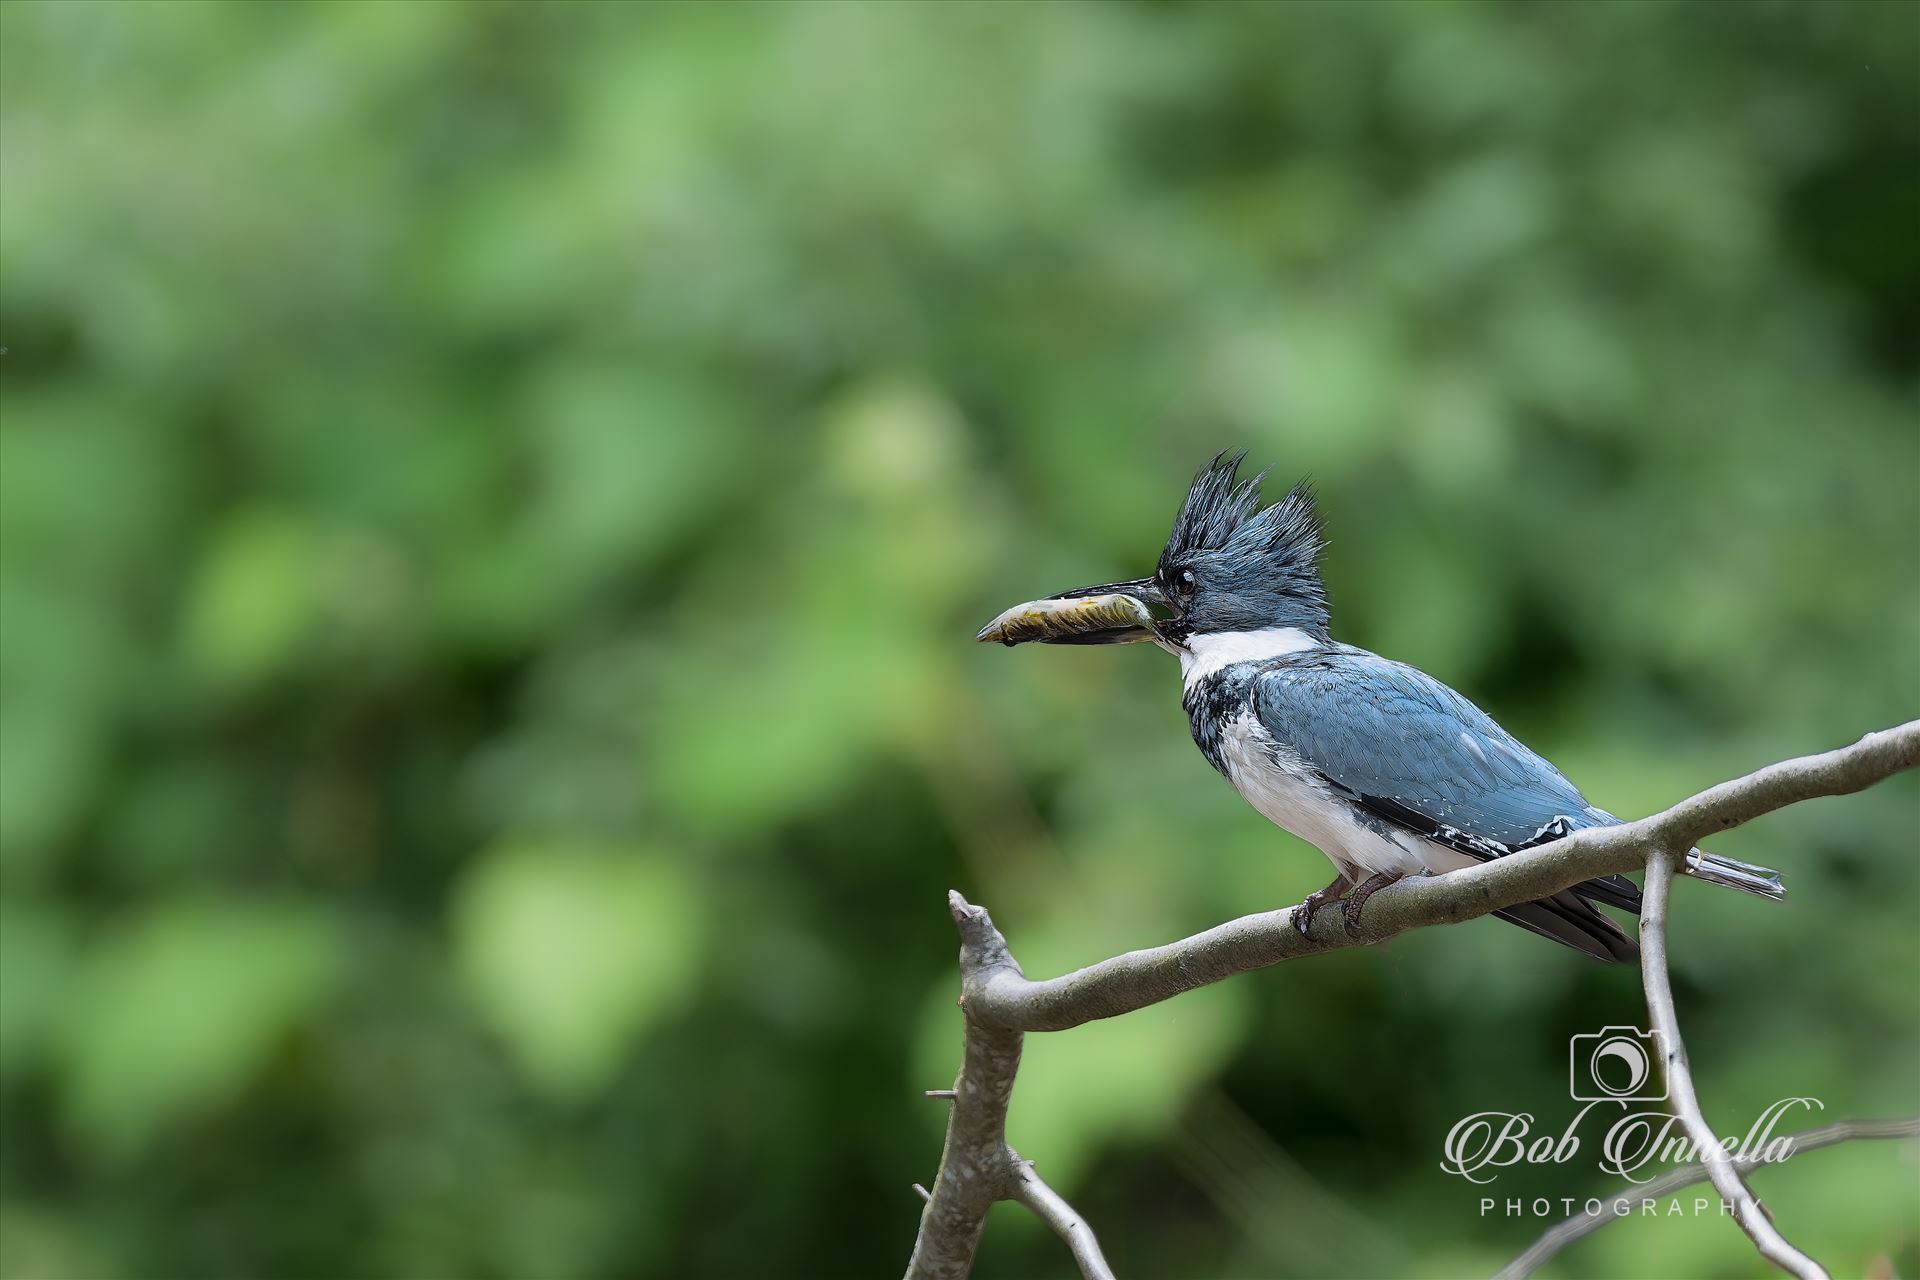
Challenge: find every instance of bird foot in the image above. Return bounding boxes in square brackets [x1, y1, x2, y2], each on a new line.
[1290, 871, 1354, 937]
[1342, 870, 1409, 936]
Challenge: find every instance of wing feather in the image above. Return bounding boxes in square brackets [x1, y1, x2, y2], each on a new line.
[1250, 649, 1641, 914]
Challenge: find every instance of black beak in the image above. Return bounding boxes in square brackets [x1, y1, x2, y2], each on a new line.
[975, 577, 1168, 647]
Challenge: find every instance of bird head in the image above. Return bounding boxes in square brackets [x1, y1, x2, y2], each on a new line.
[976, 452, 1329, 650]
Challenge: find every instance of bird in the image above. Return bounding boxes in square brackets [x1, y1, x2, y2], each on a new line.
[975, 452, 1783, 961]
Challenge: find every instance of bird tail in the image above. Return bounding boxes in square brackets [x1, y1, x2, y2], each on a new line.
[1496, 892, 1638, 963]
[1494, 843, 1782, 963]
[1682, 848, 1785, 901]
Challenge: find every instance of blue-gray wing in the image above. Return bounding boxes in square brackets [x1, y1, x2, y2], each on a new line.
[1249, 649, 1640, 911]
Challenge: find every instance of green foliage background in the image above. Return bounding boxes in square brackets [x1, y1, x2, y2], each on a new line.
[2, 3, 1916, 1277]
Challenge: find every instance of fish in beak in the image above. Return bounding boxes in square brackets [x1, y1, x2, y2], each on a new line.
[975, 577, 1168, 646]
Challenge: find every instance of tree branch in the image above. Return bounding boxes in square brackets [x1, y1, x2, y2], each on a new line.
[969, 723, 1918, 1032]
[904, 722, 1919, 1278]
[1639, 844, 1827, 1278]
[904, 897, 1026, 1280]
[1009, 1161, 1116, 1280]
[1495, 1117, 1920, 1279]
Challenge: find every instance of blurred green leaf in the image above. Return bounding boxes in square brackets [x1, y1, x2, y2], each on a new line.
[179, 508, 317, 687]
[453, 845, 705, 1100]
[0, 700, 103, 875]
[0, 897, 74, 1075]
[0, 1202, 120, 1280]
[1010, 986, 1248, 1188]
[56, 899, 340, 1157]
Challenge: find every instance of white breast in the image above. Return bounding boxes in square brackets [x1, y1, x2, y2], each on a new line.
[1215, 712, 1472, 879]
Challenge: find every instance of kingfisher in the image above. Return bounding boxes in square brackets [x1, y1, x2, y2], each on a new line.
[976, 453, 1783, 961]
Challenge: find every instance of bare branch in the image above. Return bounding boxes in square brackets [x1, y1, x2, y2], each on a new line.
[1639, 845, 1828, 1278]
[905, 722, 1920, 1279]
[904, 896, 1027, 1280]
[965, 723, 1918, 1032]
[1009, 1161, 1117, 1280]
[905, 899, 1134, 1279]
[1496, 1117, 1920, 1279]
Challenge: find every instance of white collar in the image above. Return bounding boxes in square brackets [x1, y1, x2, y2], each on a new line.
[1178, 627, 1321, 687]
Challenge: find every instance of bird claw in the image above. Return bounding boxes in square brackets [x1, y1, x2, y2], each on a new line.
[1292, 872, 1354, 937]
[1341, 870, 1408, 936]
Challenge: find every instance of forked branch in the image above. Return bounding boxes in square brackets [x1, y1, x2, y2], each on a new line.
[903, 721, 1919, 1279]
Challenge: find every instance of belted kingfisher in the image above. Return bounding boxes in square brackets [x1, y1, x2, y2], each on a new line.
[977, 453, 1783, 961]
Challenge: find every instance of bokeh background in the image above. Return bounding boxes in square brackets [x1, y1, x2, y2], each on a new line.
[2, 2, 1916, 1278]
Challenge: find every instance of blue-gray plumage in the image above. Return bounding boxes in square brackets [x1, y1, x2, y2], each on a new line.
[977, 452, 1785, 962]
[1250, 648, 1599, 850]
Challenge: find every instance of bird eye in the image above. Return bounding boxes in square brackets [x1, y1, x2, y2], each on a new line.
[1173, 568, 1197, 599]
